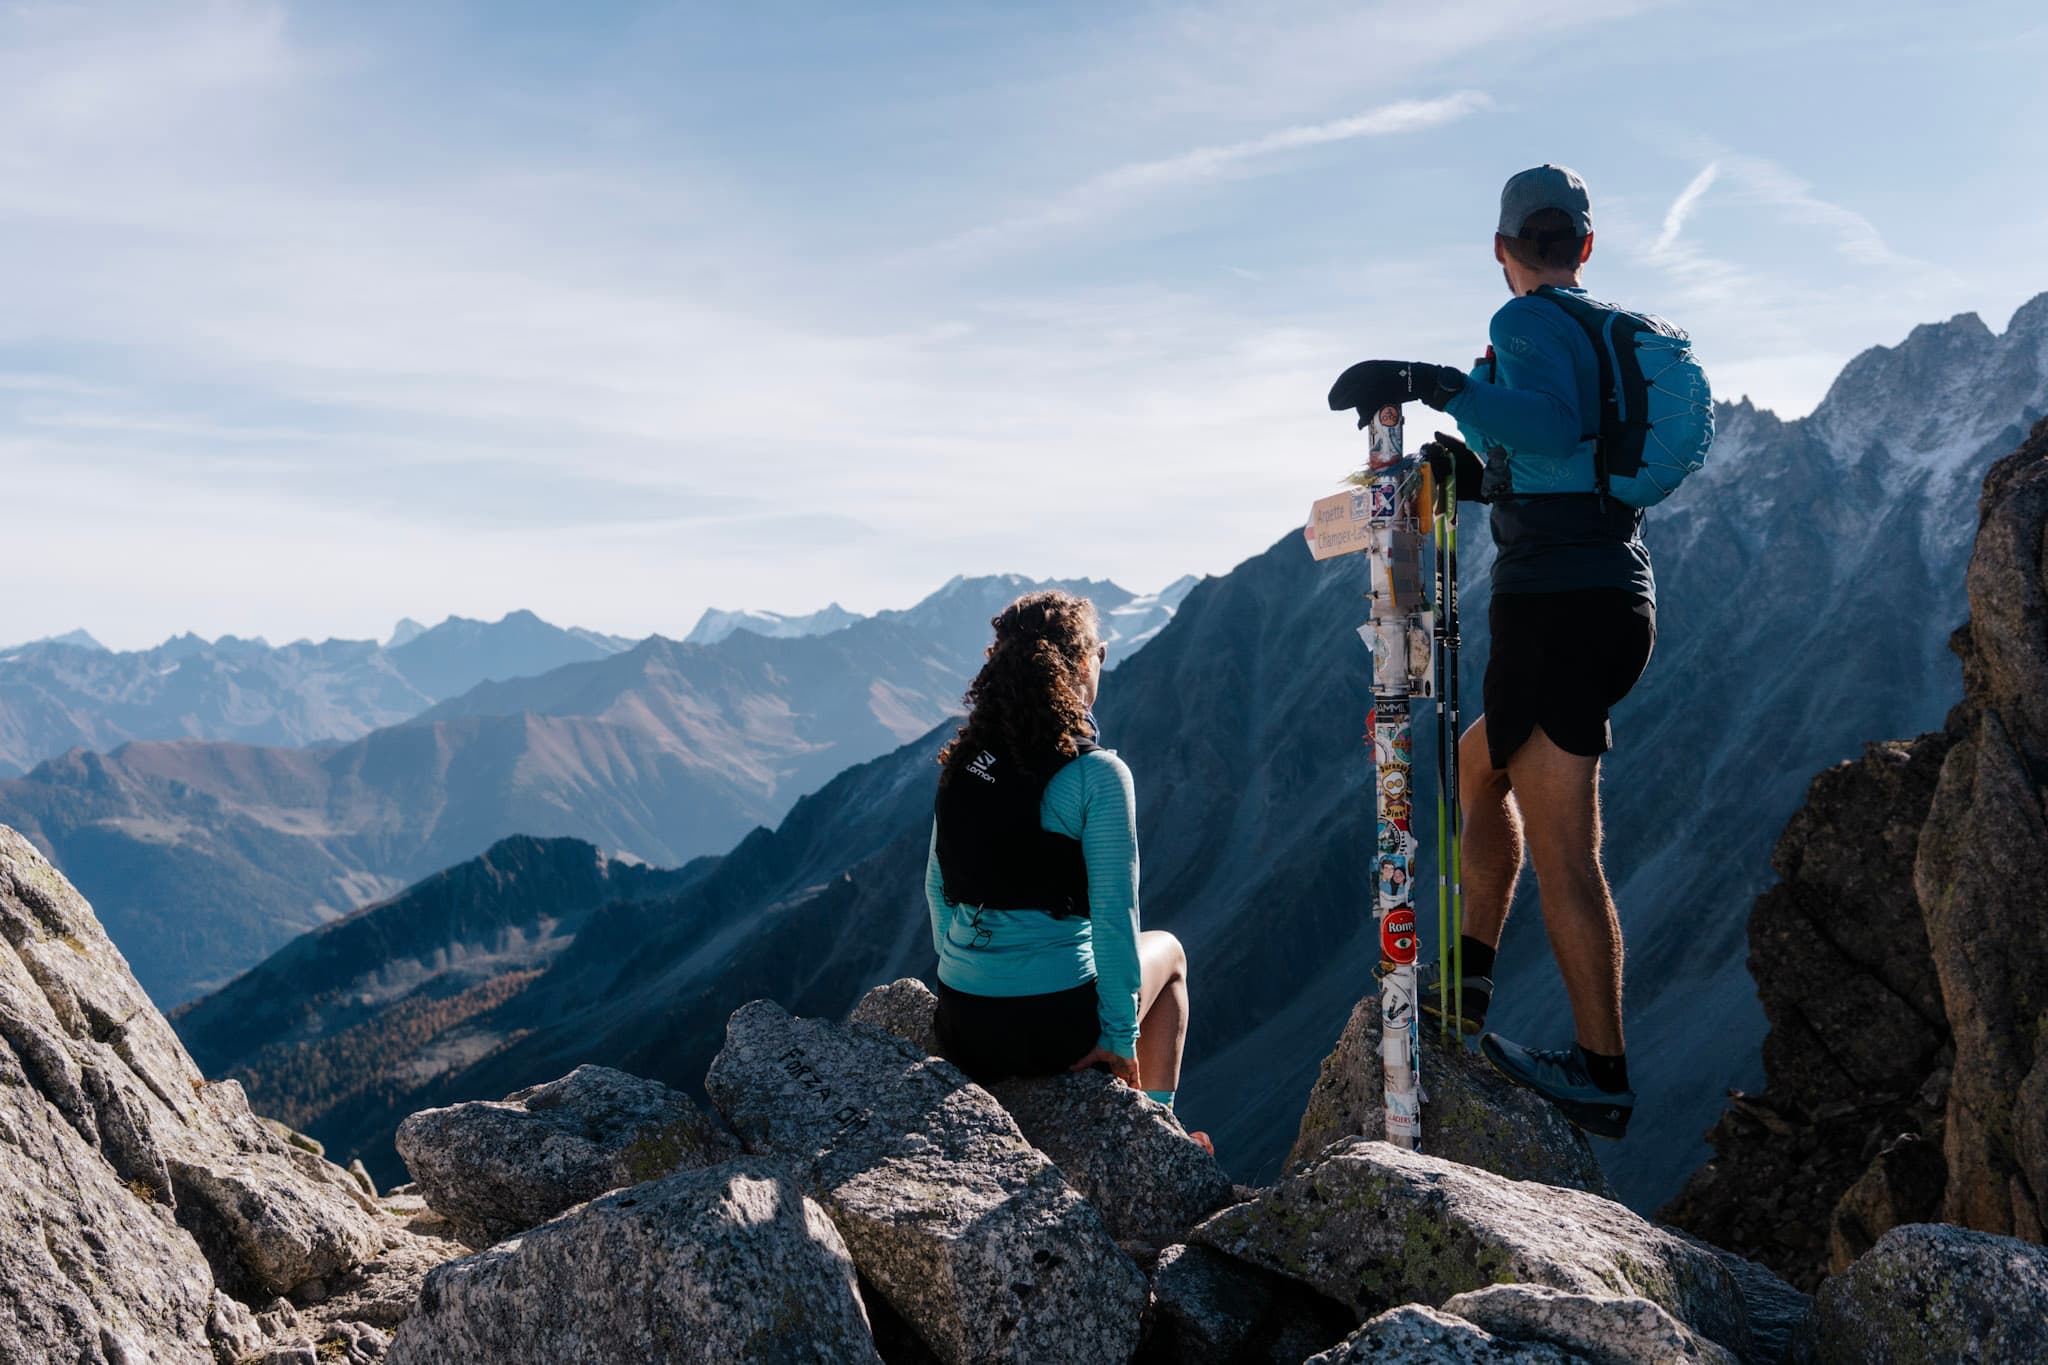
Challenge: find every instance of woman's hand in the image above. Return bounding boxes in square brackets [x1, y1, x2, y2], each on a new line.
[1069, 1046, 1140, 1089]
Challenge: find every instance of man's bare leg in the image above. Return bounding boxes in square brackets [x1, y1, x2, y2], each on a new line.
[1457, 715, 1523, 950]
[1503, 725, 1624, 1055]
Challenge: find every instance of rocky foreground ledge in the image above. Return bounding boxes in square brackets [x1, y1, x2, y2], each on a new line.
[0, 825, 466, 1364]
[7, 834, 2048, 1362]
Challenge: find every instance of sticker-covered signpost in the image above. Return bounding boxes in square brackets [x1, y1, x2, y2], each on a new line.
[1304, 401, 1437, 1149]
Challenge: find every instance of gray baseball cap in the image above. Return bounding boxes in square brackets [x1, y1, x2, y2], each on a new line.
[1498, 164, 1593, 238]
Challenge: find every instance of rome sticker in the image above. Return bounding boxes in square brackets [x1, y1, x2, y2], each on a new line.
[1381, 905, 1418, 965]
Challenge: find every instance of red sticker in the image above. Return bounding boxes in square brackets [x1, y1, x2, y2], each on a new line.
[1381, 906, 1417, 965]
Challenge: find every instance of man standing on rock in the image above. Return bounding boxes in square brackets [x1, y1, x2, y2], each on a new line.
[1328, 165, 1688, 1140]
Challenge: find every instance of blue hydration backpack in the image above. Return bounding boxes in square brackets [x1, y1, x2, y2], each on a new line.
[1534, 285, 1714, 508]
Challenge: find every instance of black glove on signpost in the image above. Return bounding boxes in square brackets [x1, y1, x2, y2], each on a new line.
[1326, 360, 1467, 426]
[1419, 432, 1490, 504]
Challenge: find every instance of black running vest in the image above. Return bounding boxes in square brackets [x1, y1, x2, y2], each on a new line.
[934, 739, 1097, 919]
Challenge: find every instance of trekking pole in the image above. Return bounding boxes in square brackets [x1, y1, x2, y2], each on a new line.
[1431, 478, 1451, 1036]
[1445, 459, 1465, 1033]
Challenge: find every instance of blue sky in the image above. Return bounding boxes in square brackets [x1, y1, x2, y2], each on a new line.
[3, 0, 2043, 650]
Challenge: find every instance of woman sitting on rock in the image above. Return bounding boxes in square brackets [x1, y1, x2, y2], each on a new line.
[926, 589, 1210, 1152]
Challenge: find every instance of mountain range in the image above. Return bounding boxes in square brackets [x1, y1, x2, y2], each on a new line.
[683, 602, 866, 645]
[2, 628, 107, 652]
[0, 610, 635, 777]
[172, 292, 2048, 1210]
[2, 575, 1196, 1004]
[682, 576, 1202, 653]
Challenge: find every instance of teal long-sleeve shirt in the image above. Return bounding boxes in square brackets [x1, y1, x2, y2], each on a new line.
[1445, 289, 1599, 460]
[925, 747, 1143, 1059]
[1443, 288, 1656, 604]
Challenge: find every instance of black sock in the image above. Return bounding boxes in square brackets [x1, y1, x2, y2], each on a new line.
[1458, 935, 1496, 982]
[1577, 1044, 1630, 1094]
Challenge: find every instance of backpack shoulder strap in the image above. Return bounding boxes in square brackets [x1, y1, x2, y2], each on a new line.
[1532, 285, 1621, 493]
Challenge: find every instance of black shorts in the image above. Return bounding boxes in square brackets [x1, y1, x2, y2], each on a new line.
[1483, 589, 1656, 771]
[933, 978, 1099, 1084]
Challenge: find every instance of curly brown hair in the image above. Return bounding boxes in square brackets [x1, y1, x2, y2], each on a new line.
[938, 590, 1100, 786]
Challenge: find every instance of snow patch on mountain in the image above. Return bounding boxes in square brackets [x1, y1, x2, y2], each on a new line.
[872, 572, 1196, 664]
[1805, 303, 2048, 484]
[1103, 574, 1203, 661]
[684, 602, 865, 646]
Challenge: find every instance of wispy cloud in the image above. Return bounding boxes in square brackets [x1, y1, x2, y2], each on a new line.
[1622, 148, 1974, 420]
[1, 2, 2035, 649]
[1720, 155, 1921, 270]
[1069, 0, 1660, 125]
[937, 92, 1492, 257]
[1635, 151, 1957, 329]
[1644, 153, 1935, 286]
[1650, 161, 1719, 256]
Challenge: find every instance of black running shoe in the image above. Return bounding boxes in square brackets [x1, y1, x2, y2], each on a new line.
[1479, 1033, 1635, 1140]
[1418, 965, 1491, 1035]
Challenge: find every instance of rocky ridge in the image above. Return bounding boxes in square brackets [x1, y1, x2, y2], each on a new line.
[0, 826, 464, 1364]
[1664, 415, 2048, 1287]
[16, 831, 2048, 1361]
[1288, 989, 1612, 1196]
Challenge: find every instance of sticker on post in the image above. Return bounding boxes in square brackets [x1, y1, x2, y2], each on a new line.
[1379, 969, 1415, 1025]
[1380, 905, 1418, 964]
[1384, 1088, 1421, 1142]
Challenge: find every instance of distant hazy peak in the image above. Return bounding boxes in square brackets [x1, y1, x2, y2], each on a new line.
[878, 574, 1144, 635]
[390, 610, 636, 651]
[3, 628, 106, 653]
[154, 631, 214, 660]
[569, 627, 637, 653]
[684, 602, 865, 646]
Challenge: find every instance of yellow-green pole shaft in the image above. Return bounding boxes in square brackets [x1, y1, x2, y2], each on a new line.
[1434, 500, 1450, 1034]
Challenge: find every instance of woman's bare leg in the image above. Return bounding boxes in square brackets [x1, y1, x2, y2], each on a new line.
[1132, 930, 1211, 1151]
[1134, 930, 1189, 1090]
